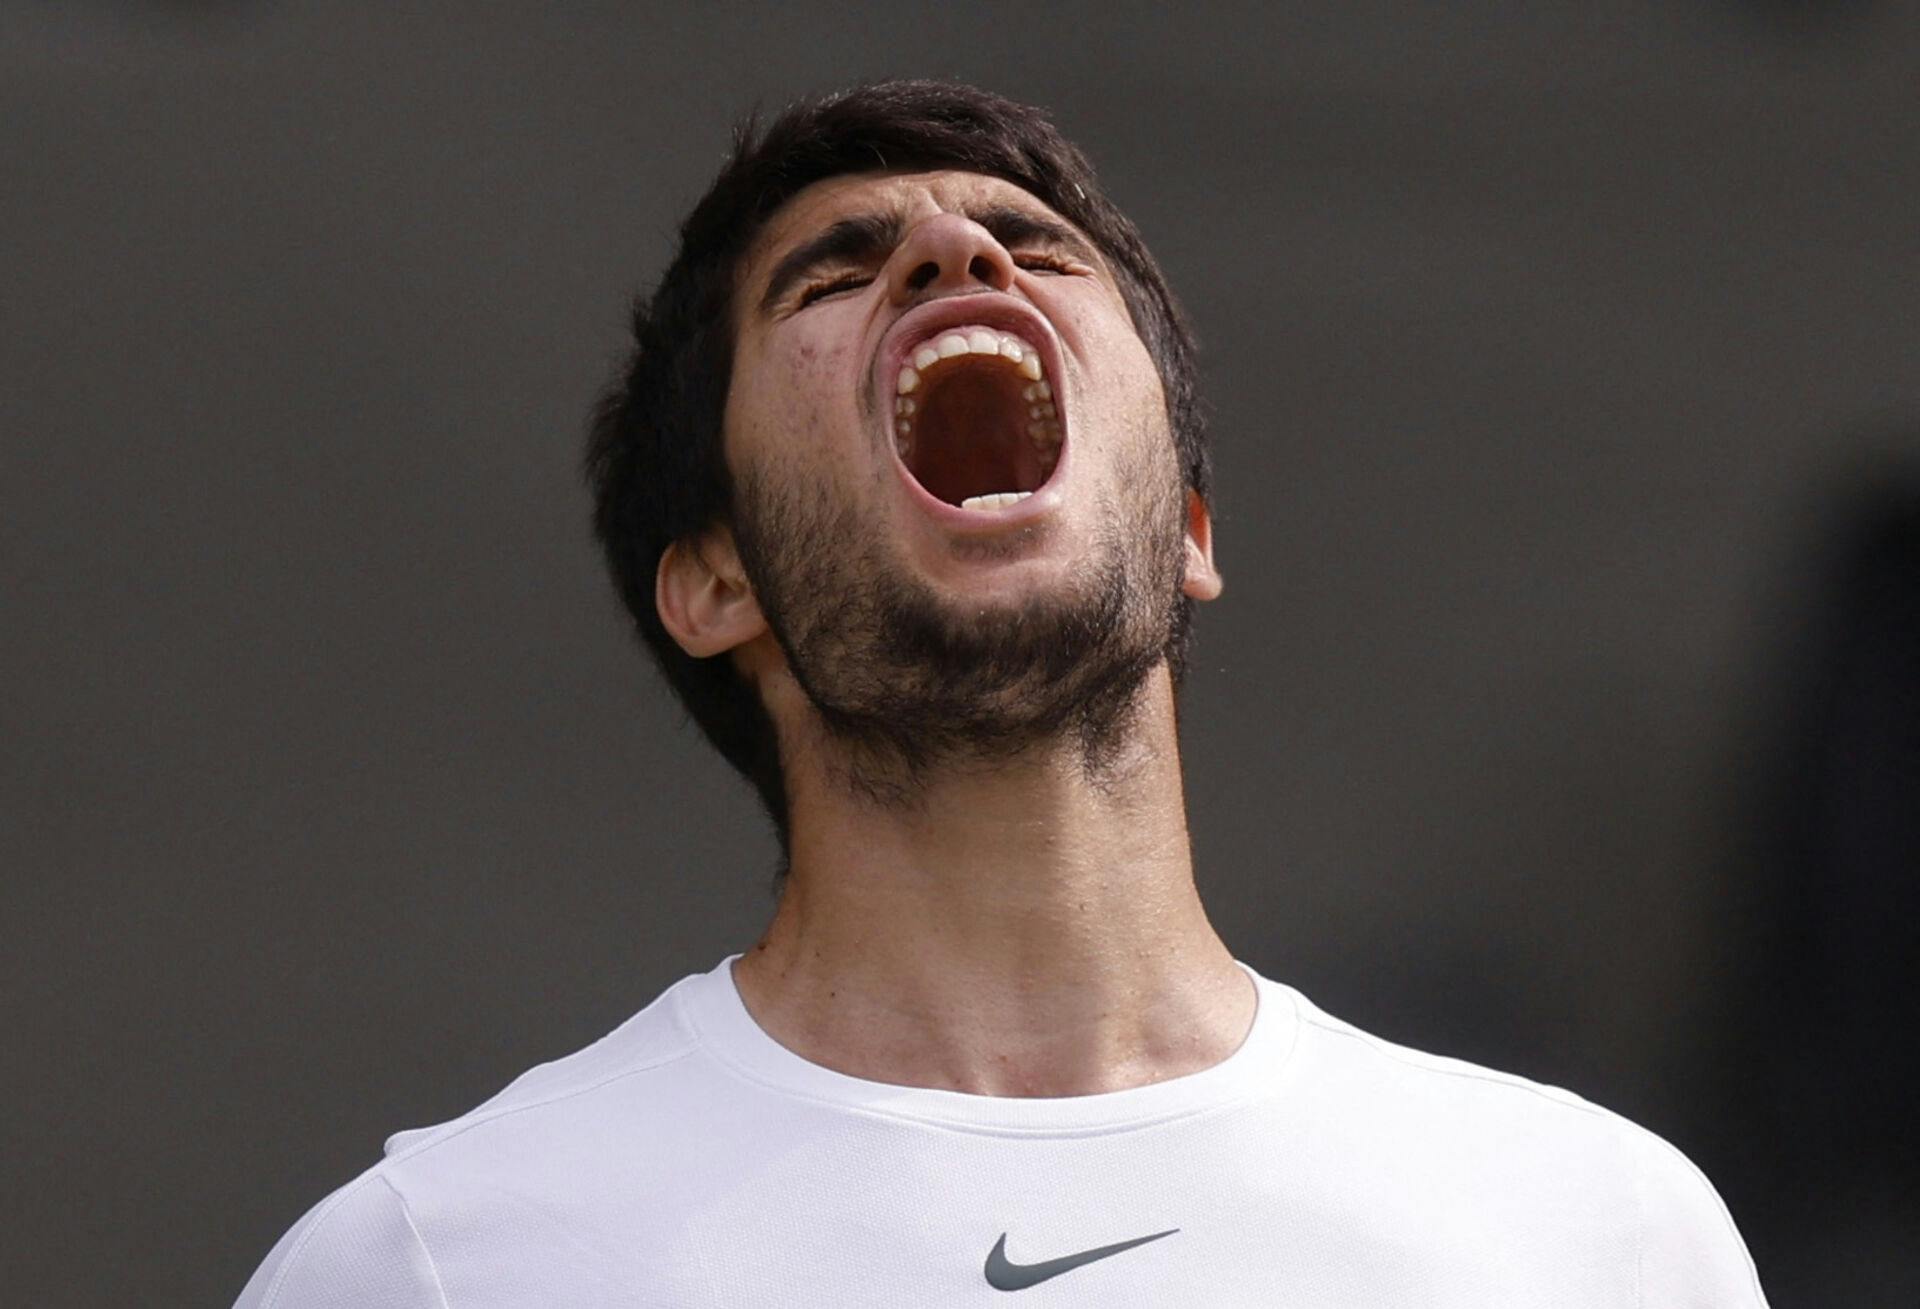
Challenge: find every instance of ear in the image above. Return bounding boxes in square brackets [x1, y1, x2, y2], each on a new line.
[655, 526, 769, 658]
[1180, 488, 1223, 602]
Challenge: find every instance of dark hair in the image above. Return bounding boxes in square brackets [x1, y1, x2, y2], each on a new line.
[585, 79, 1209, 846]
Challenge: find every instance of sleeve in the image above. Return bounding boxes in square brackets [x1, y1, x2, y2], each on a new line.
[233, 1173, 449, 1309]
[1630, 1126, 1769, 1308]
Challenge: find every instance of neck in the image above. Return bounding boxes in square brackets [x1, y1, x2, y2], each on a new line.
[731, 667, 1252, 1097]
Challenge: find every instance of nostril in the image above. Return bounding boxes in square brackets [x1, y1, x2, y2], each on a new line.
[967, 255, 998, 283]
[906, 261, 939, 292]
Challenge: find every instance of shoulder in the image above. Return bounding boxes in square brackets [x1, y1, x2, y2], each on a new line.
[234, 973, 707, 1308]
[1624, 1118, 1770, 1306]
[378, 970, 703, 1162]
[234, 1171, 444, 1309]
[1275, 983, 1631, 1153]
[1269, 981, 1767, 1304]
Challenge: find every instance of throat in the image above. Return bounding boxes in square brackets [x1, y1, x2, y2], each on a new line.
[741, 682, 1240, 1098]
[901, 366, 1057, 506]
[733, 826, 1250, 1099]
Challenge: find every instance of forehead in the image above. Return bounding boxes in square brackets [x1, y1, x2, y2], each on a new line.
[739, 169, 1075, 291]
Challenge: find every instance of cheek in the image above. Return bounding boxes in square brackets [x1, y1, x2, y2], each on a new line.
[808, 336, 864, 391]
[1050, 288, 1162, 400]
[726, 339, 867, 482]
[1072, 320, 1166, 427]
[786, 346, 836, 412]
[770, 329, 853, 403]
[1089, 299, 1161, 384]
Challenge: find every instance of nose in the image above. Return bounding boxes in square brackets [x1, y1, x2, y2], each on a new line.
[885, 212, 1018, 305]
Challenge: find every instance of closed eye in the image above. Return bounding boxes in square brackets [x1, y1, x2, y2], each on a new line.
[1014, 252, 1087, 276]
[799, 251, 1082, 307]
[798, 273, 873, 307]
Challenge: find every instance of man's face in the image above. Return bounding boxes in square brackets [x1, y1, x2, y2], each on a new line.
[721, 169, 1209, 771]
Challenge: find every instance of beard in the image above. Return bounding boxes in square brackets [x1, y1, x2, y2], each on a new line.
[729, 423, 1192, 805]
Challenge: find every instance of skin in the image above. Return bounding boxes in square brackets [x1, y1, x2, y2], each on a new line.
[656, 170, 1252, 1097]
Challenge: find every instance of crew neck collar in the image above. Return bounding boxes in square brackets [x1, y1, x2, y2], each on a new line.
[676, 954, 1299, 1137]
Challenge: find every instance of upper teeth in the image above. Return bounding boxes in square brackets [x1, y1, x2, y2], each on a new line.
[892, 325, 1061, 475]
[896, 326, 1046, 395]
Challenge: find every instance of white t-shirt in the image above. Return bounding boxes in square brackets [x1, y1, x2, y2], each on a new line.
[236, 958, 1767, 1306]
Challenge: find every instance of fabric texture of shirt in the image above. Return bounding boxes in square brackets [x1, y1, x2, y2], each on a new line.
[236, 957, 1767, 1306]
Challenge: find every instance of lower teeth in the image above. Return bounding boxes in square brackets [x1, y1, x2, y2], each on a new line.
[959, 490, 1033, 511]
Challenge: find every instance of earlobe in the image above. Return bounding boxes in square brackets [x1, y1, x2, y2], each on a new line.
[656, 528, 769, 658]
[1180, 489, 1223, 602]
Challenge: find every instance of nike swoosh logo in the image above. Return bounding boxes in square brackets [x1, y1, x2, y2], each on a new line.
[983, 1228, 1179, 1291]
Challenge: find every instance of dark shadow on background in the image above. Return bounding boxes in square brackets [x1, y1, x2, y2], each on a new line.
[1699, 453, 1920, 1305]
[1730, 0, 1879, 28]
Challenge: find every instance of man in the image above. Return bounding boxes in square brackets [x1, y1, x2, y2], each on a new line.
[238, 81, 1766, 1306]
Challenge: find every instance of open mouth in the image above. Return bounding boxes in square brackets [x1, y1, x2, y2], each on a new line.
[891, 326, 1063, 511]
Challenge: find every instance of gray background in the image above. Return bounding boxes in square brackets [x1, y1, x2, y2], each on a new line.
[4, 2, 1917, 1304]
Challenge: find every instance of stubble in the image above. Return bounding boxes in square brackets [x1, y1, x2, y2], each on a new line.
[731, 419, 1190, 809]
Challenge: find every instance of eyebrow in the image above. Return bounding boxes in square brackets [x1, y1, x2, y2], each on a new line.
[969, 205, 1100, 267]
[755, 201, 1101, 315]
[758, 212, 906, 315]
